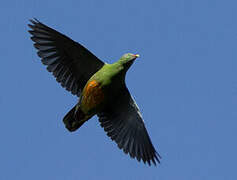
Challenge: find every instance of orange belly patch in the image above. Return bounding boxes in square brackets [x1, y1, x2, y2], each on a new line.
[82, 80, 104, 110]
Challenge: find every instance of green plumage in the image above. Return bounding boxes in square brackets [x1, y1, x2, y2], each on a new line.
[28, 19, 161, 166]
[89, 55, 136, 96]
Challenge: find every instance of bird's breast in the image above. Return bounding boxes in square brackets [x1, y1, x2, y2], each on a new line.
[80, 80, 105, 113]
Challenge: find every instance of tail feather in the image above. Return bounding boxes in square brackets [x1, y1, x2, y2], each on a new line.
[63, 105, 87, 132]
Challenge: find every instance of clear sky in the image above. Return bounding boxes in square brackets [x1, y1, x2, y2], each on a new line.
[0, 0, 236, 179]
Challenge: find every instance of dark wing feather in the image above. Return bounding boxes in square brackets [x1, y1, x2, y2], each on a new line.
[98, 87, 161, 166]
[28, 19, 104, 96]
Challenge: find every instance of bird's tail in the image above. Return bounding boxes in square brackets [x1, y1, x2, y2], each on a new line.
[63, 105, 89, 132]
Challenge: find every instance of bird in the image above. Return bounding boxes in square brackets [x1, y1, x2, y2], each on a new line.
[28, 19, 161, 166]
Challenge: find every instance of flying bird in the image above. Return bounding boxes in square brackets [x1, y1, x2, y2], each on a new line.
[28, 19, 161, 165]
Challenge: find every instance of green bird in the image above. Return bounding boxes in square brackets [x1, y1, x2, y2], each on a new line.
[28, 19, 161, 165]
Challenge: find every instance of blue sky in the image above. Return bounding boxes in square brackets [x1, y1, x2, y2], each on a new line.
[0, 0, 236, 179]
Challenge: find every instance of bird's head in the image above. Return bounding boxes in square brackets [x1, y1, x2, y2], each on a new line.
[118, 53, 140, 70]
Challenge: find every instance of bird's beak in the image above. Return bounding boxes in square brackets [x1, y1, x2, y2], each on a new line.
[135, 54, 140, 58]
[133, 54, 140, 59]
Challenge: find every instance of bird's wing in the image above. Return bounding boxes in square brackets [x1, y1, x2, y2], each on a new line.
[97, 87, 161, 166]
[28, 19, 104, 97]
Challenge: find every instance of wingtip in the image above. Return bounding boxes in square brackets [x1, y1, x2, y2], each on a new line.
[147, 159, 151, 166]
[154, 152, 161, 164]
[156, 151, 162, 161]
[28, 18, 38, 30]
[28, 18, 40, 26]
[145, 151, 161, 166]
[29, 19, 35, 24]
[33, 17, 39, 22]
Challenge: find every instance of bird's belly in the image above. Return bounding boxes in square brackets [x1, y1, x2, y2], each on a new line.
[80, 80, 105, 113]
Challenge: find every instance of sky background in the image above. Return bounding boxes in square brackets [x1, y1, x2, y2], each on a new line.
[0, 0, 236, 179]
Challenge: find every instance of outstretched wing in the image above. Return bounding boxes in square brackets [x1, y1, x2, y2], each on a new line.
[28, 19, 104, 96]
[98, 87, 161, 166]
